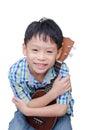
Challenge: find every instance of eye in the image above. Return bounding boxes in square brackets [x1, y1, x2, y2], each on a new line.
[47, 51, 53, 53]
[32, 49, 38, 52]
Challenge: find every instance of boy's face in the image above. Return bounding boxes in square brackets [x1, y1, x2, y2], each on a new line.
[23, 35, 61, 76]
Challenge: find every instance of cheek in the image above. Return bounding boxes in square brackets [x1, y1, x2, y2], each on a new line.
[26, 50, 33, 58]
[27, 55, 32, 62]
[26, 53, 35, 62]
[48, 56, 56, 64]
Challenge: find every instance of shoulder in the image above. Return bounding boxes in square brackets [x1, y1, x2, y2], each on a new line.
[60, 62, 69, 77]
[8, 57, 27, 81]
[61, 62, 69, 70]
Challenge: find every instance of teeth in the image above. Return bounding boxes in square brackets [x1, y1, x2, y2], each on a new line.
[35, 63, 46, 67]
[38, 64, 44, 66]
[38, 64, 43, 65]
[36, 63, 45, 66]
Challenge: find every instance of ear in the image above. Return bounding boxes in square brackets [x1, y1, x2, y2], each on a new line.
[56, 48, 62, 61]
[22, 43, 27, 56]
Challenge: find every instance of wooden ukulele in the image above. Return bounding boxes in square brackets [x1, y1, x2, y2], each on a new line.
[25, 37, 74, 130]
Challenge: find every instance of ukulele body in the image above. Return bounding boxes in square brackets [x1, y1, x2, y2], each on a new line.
[25, 90, 57, 130]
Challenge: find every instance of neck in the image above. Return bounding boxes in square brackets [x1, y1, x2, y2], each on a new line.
[35, 74, 45, 83]
[30, 71, 46, 83]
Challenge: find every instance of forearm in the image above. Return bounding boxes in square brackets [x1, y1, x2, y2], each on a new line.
[27, 76, 71, 108]
[25, 104, 68, 117]
[27, 89, 59, 108]
[27, 74, 71, 108]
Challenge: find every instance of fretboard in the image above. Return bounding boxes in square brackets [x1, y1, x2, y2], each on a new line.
[44, 61, 62, 93]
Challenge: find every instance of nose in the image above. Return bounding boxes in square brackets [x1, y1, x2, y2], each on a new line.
[37, 52, 46, 60]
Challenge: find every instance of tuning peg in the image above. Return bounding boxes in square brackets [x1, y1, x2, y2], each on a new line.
[64, 52, 67, 56]
[73, 45, 77, 50]
[69, 53, 73, 57]
[67, 45, 71, 49]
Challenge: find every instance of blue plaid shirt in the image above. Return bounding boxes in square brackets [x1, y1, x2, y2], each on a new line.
[8, 57, 74, 116]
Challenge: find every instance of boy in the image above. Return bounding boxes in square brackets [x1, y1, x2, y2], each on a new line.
[8, 18, 74, 130]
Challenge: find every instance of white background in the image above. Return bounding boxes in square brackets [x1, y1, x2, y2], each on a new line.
[0, 0, 86, 130]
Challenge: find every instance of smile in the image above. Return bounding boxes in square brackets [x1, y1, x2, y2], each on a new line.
[34, 63, 47, 69]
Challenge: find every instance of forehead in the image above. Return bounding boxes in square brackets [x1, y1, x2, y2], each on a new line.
[28, 35, 57, 48]
[29, 34, 57, 46]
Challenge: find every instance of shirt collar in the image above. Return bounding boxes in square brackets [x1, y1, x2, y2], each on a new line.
[27, 67, 56, 85]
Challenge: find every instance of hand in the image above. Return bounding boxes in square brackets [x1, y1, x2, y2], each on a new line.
[52, 74, 71, 96]
[12, 96, 28, 115]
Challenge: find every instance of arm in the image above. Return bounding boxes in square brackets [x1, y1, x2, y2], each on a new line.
[9, 73, 71, 108]
[12, 96, 68, 117]
[12, 70, 71, 116]
[9, 79, 31, 103]
[27, 74, 71, 108]
[10, 73, 70, 117]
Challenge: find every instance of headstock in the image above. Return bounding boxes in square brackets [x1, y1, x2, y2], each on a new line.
[58, 37, 74, 62]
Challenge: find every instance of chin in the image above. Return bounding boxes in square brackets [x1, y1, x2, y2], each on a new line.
[35, 69, 48, 74]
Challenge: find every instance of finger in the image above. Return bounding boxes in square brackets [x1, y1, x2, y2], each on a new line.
[57, 74, 62, 80]
[65, 82, 72, 91]
[12, 97, 18, 104]
[12, 96, 21, 104]
[65, 79, 71, 85]
[65, 86, 72, 92]
[62, 75, 70, 82]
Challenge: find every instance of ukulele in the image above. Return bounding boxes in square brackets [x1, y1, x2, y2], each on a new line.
[25, 37, 74, 130]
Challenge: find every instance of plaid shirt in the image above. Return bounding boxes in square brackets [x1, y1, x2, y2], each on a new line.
[8, 57, 74, 116]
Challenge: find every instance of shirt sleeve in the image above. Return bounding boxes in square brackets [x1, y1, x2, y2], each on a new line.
[8, 78, 31, 104]
[56, 62, 73, 105]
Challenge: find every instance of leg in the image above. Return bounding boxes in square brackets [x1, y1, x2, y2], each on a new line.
[53, 114, 72, 130]
[8, 110, 35, 130]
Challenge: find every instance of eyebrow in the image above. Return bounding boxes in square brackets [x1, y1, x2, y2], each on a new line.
[29, 42, 57, 50]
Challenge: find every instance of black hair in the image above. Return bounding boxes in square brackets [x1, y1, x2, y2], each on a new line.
[24, 17, 63, 49]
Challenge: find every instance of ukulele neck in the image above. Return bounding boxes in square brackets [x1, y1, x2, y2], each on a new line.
[44, 61, 62, 93]
[54, 61, 62, 73]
